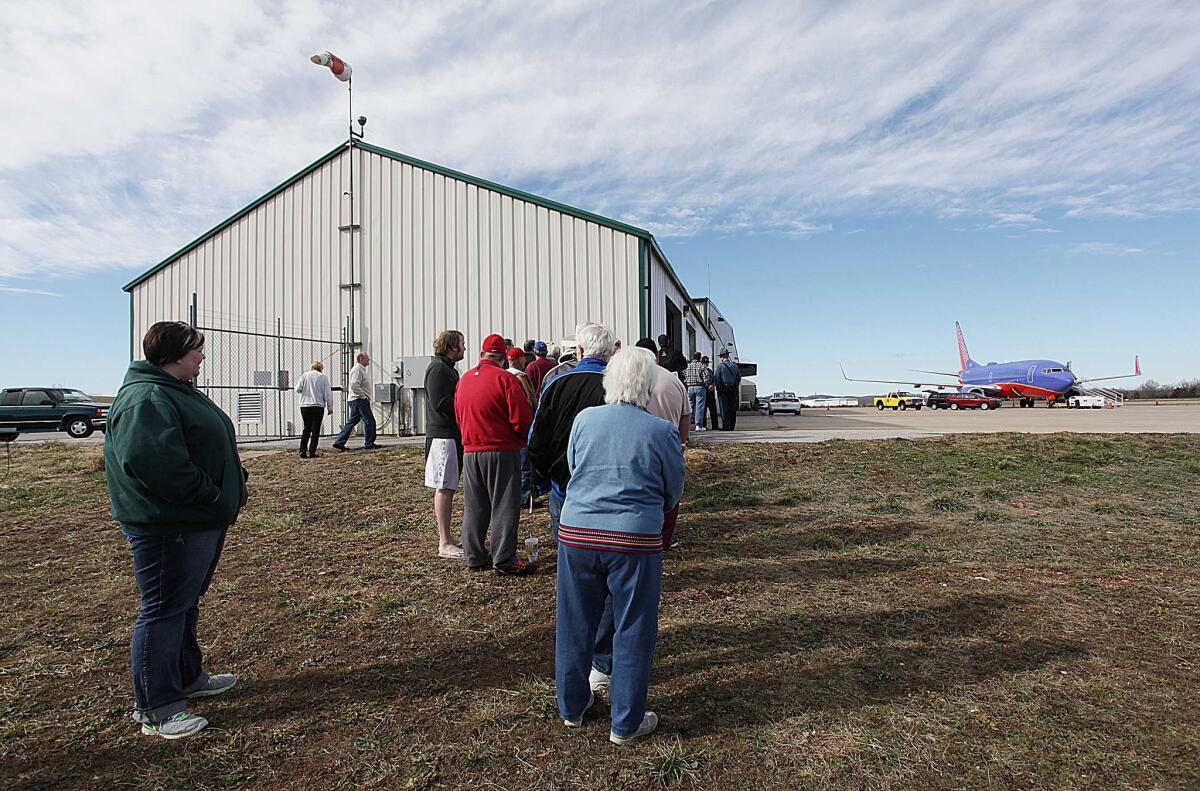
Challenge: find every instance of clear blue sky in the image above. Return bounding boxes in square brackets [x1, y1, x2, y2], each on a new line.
[2, 2, 1198, 397]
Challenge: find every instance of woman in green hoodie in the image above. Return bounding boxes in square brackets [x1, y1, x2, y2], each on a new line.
[105, 321, 248, 739]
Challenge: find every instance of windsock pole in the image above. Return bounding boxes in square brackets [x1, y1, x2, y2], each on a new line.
[310, 51, 359, 348]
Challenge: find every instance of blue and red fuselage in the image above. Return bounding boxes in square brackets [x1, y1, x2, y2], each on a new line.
[958, 359, 1076, 400]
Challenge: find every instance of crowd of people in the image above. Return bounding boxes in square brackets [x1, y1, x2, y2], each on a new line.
[103, 319, 743, 744]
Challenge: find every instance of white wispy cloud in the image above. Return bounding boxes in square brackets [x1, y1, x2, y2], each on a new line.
[1069, 242, 1146, 256]
[2, 0, 1199, 280]
[992, 212, 1040, 224]
[0, 285, 63, 297]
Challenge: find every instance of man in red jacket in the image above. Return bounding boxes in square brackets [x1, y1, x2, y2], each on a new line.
[455, 333, 536, 575]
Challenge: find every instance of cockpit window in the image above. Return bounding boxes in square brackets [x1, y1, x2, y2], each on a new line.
[1042, 368, 1064, 374]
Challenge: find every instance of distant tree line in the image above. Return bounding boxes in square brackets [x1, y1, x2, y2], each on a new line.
[1113, 379, 1200, 400]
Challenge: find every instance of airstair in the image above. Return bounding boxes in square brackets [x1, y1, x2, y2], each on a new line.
[1076, 385, 1124, 407]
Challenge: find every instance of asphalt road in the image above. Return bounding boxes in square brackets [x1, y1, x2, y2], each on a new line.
[7, 403, 1197, 452]
[693, 402, 1200, 444]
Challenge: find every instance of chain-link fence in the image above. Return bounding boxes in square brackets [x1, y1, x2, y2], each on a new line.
[191, 301, 351, 441]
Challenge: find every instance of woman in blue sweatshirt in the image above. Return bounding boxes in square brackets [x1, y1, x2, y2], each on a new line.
[556, 346, 685, 746]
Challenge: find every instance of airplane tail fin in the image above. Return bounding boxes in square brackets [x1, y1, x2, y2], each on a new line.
[956, 321, 979, 373]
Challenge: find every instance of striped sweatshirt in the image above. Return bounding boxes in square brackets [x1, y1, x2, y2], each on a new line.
[558, 402, 685, 553]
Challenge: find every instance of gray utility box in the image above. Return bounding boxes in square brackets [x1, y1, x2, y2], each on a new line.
[390, 356, 437, 435]
[390, 356, 436, 386]
[374, 382, 398, 403]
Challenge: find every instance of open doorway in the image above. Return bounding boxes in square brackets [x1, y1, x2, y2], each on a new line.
[665, 298, 682, 353]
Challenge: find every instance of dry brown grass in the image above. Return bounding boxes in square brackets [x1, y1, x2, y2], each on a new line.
[1, 433, 1198, 789]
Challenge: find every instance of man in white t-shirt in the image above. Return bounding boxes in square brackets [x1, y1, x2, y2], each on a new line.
[634, 337, 688, 551]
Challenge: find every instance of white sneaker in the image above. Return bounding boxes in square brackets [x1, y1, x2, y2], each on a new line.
[141, 711, 208, 739]
[588, 667, 611, 692]
[186, 673, 237, 699]
[610, 711, 659, 745]
[563, 692, 595, 727]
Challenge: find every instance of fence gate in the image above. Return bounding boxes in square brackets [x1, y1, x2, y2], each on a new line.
[189, 298, 351, 440]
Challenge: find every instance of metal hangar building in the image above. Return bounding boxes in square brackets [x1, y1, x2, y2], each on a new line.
[123, 139, 734, 437]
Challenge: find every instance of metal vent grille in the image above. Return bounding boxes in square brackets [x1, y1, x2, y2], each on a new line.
[237, 392, 263, 423]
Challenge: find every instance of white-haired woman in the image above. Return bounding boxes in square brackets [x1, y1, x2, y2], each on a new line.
[295, 361, 334, 458]
[555, 345, 685, 746]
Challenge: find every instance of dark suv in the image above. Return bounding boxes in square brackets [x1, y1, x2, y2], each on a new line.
[0, 388, 109, 438]
[927, 392, 1003, 411]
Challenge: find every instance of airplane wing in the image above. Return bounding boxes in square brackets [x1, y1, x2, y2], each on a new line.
[840, 365, 960, 389]
[907, 368, 962, 378]
[1076, 356, 1142, 385]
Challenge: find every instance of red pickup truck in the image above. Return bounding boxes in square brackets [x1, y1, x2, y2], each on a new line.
[927, 392, 1003, 411]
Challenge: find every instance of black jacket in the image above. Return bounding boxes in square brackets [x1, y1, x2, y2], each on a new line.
[527, 358, 607, 494]
[659, 346, 687, 382]
[423, 354, 461, 440]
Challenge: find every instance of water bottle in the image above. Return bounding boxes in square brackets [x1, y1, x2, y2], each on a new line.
[525, 536, 540, 564]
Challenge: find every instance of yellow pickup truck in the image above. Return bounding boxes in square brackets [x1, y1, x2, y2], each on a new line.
[874, 391, 924, 411]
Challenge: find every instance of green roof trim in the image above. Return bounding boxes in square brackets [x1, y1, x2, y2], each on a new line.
[356, 141, 653, 239]
[122, 144, 348, 292]
[123, 139, 706, 331]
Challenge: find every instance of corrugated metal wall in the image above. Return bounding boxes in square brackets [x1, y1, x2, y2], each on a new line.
[648, 247, 712, 358]
[130, 145, 654, 435]
[356, 147, 642, 366]
[131, 153, 348, 346]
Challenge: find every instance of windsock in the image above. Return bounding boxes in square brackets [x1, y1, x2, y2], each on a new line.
[310, 51, 352, 82]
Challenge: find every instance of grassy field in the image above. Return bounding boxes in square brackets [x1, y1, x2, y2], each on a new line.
[1, 434, 1198, 790]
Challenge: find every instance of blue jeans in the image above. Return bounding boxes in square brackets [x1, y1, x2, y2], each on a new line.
[548, 490, 564, 542]
[556, 542, 662, 737]
[124, 527, 227, 724]
[687, 386, 706, 428]
[520, 447, 532, 504]
[334, 399, 376, 447]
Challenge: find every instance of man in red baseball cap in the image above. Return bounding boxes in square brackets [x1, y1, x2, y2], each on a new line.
[454, 334, 536, 575]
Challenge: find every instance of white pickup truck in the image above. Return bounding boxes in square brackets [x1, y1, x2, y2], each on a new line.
[1068, 395, 1105, 409]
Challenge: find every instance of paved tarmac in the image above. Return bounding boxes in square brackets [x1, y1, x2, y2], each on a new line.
[7, 403, 1196, 454]
[693, 402, 1200, 444]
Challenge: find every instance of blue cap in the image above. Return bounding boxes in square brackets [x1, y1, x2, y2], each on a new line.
[533, 341, 548, 353]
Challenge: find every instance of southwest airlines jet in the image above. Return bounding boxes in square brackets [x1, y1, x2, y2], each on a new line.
[842, 322, 1141, 407]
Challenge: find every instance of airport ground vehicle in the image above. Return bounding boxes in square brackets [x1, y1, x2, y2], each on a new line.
[1068, 394, 1105, 409]
[928, 393, 1003, 410]
[874, 391, 924, 411]
[767, 392, 801, 415]
[0, 388, 108, 438]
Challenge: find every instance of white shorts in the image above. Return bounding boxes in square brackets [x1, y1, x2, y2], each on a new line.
[425, 438, 461, 491]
